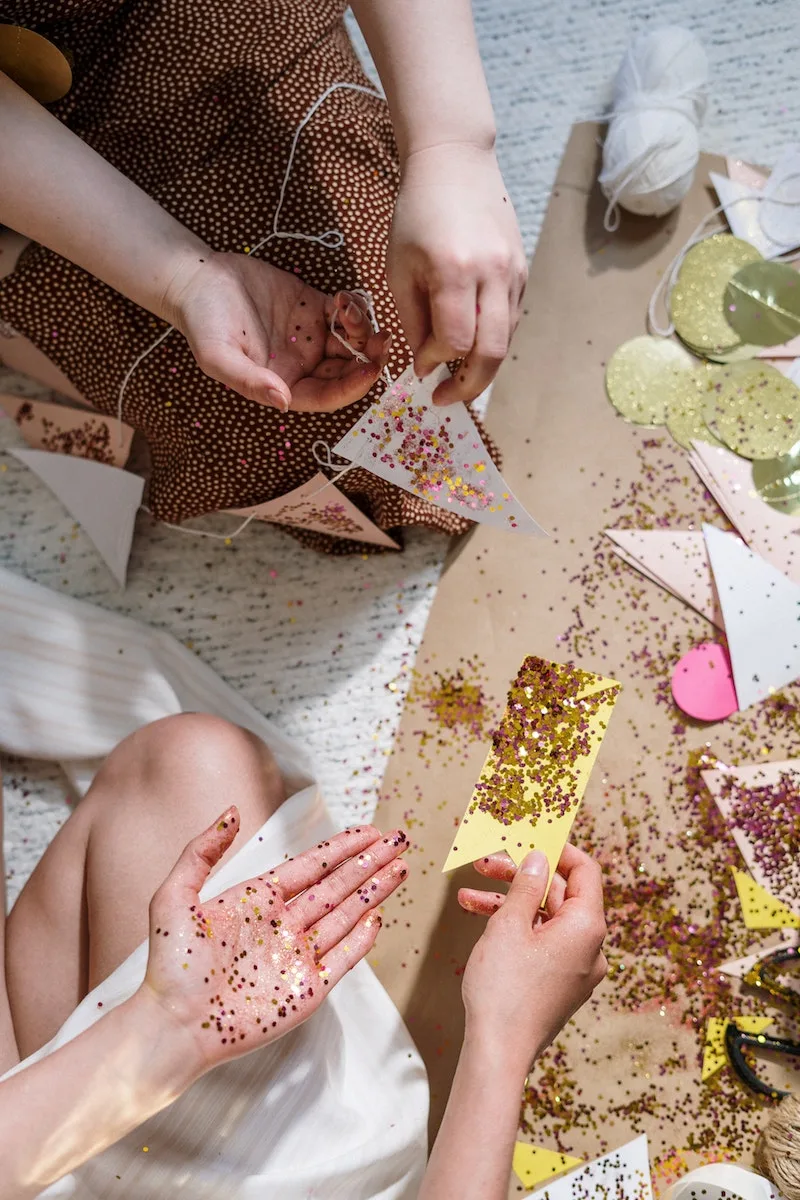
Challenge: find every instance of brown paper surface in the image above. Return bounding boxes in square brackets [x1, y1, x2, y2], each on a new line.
[371, 125, 799, 1194]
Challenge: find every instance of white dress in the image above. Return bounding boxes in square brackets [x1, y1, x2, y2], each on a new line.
[0, 566, 429, 1199]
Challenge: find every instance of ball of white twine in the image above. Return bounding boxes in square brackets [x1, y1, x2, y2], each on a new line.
[599, 25, 709, 230]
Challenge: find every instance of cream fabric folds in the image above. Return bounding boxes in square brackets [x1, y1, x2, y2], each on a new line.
[0, 567, 429, 1199]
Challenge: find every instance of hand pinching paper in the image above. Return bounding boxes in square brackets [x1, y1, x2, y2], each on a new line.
[332, 364, 547, 536]
[442, 657, 620, 883]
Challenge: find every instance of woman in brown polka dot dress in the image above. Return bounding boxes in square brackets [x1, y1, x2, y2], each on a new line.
[0, 0, 527, 553]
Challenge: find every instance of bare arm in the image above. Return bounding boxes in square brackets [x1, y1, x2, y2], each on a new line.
[349, 0, 496, 162]
[0, 815, 407, 1198]
[419, 1035, 528, 1200]
[0, 990, 198, 1200]
[0, 70, 207, 322]
[419, 846, 608, 1200]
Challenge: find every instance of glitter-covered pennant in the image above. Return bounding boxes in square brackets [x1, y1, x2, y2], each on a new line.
[731, 869, 800, 930]
[531, 1135, 653, 1200]
[0, 394, 134, 468]
[513, 1144, 583, 1190]
[331, 364, 547, 536]
[228, 472, 400, 548]
[702, 760, 800, 917]
[442, 657, 620, 880]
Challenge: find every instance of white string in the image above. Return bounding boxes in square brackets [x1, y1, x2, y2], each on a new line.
[141, 505, 259, 542]
[603, 135, 685, 232]
[647, 191, 800, 337]
[116, 80, 383, 442]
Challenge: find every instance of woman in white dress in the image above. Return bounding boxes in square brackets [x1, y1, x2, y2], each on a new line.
[0, 567, 608, 1199]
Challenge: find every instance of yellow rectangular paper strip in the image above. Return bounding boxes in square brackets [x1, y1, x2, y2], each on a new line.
[442, 657, 621, 881]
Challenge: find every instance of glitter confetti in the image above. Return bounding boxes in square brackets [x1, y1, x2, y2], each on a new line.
[443, 656, 620, 878]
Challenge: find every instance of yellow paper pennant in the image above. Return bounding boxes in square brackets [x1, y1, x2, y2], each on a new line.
[702, 1016, 773, 1081]
[732, 869, 800, 930]
[443, 657, 621, 882]
[512, 1143, 583, 1188]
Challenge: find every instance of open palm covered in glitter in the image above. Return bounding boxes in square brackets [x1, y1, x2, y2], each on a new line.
[142, 808, 409, 1072]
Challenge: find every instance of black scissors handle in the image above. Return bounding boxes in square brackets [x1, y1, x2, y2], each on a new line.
[725, 1021, 800, 1100]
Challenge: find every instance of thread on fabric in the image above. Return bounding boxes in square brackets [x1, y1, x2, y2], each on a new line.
[597, 26, 709, 230]
[647, 192, 800, 337]
[116, 80, 383, 441]
[755, 1094, 800, 1199]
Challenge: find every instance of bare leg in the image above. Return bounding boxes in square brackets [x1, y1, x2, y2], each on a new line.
[0, 768, 20, 1076]
[5, 714, 286, 1059]
[0, 229, 88, 405]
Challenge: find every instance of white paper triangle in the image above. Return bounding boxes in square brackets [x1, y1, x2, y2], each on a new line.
[760, 144, 800, 250]
[525, 1135, 653, 1200]
[332, 364, 547, 537]
[690, 442, 800, 585]
[710, 170, 794, 258]
[9, 448, 143, 587]
[703, 523, 800, 709]
[605, 529, 721, 625]
[717, 929, 800, 980]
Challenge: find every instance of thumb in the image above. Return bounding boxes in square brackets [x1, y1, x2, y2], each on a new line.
[162, 806, 240, 901]
[196, 343, 292, 411]
[502, 850, 549, 923]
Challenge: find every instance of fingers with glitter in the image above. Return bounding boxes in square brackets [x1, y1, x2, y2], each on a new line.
[288, 828, 409, 930]
[305, 848, 409, 959]
[315, 908, 384, 990]
[458, 848, 570, 919]
[157, 805, 241, 906]
[268, 825, 384, 898]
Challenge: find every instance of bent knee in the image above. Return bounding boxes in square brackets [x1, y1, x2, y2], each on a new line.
[98, 714, 285, 812]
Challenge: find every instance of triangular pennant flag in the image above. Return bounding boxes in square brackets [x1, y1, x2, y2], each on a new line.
[229, 472, 400, 548]
[726, 157, 769, 191]
[702, 1016, 773, 1080]
[443, 657, 620, 885]
[0, 393, 134, 468]
[9, 448, 143, 587]
[703, 524, 800, 710]
[332, 364, 547, 537]
[529, 1135, 653, 1200]
[717, 930, 800, 980]
[709, 171, 792, 258]
[732, 870, 800, 930]
[605, 529, 721, 625]
[512, 1144, 582, 1189]
[691, 445, 800, 585]
[702, 761, 800, 915]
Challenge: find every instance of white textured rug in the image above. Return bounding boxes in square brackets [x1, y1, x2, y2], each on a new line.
[3, 1, 800, 901]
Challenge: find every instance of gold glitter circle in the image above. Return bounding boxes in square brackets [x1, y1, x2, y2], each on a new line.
[664, 364, 725, 450]
[704, 361, 800, 459]
[671, 234, 762, 358]
[605, 336, 695, 425]
[752, 442, 800, 514]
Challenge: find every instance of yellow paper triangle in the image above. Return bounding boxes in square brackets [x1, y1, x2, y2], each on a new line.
[732, 869, 800, 929]
[701, 1015, 773, 1081]
[512, 1143, 583, 1188]
[443, 657, 620, 885]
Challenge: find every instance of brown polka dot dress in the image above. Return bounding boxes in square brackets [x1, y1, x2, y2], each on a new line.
[0, 0, 498, 553]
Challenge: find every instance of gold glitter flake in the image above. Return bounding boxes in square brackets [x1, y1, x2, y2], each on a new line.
[704, 361, 800, 459]
[671, 234, 762, 357]
[605, 336, 695, 425]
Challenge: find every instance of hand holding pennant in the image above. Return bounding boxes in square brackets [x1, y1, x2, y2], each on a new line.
[442, 657, 620, 887]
